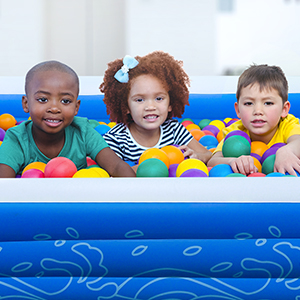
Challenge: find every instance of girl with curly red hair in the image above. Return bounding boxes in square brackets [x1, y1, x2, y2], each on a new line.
[100, 51, 211, 168]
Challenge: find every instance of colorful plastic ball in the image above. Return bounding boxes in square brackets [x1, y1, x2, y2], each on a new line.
[199, 135, 219, 149]
[139, 148, 170, 169]
[251, 141, 269, 157]
[222, 135, 251, 158]
[186, 123, 200, 132]
[176, 158, 208, 177]
[202, 125, 219, 137]
[181, 118, 193, 123]
[209, 164, 233, 177]
[180, 169, 208, 177]
[226, 173, 247, 177]
[261, 154, 276, 175]
[209, 120, 226, 131]
[136, 158, 169, 177]
[224, 130, 251, 145]
[261, 147, 279, 164]
[94, 124, 111, 136]
[252, 156, 262, 173]
[202, 130, 215, 137]
[89, 167, 110, 177]
[86, 156, 97, 167]
[107, 122, 117, 128]
[285, 170, 300, 176]
[44, 157, 77, 178]
[270, 142, 286, 149]
[0, 141, 2, 147]
[168, 164, 179, 177]
[161, 145, 184, 165]
[265, 172, 285, 177]
[22, 161, 47, 175]
[0, 113, 17, 131]
[198, 119, 211, 130]
[216, 130, 224, 142]
[247, 172, 266, 177]
[0, 128, 5, 141]
[21, 169, 45, 178]
[189, 129, 205, 141]
[89, 119, 102, 128]
[181, 120, 194, 127]
[73, 167, 109, 178]
[250, 153, 261, 162]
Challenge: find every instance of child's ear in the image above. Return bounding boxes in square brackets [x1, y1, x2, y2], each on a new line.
[74, 99, 81, 115]
[168, 105, 172, 112]
[22, 96, 29, 113]
[281, 101, 290, 118]
[234, 102, 241, 118]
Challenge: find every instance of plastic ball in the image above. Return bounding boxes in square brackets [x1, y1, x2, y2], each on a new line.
[226, 173, 247, 177]
[44, 157, 77, 178]
[190, 129, 205, 141]
[209, 120, 226, 131]
[265, 172, 285, 177]
[161, 145, 184, 165]
[107, 122, 117, 128]
[73, 167, 109, 178]
[202, 125, 219, 137]
[261, 154, 276, 175]
[176, 158, 208, 177]
[22, 161, 47, 175]
[226, 119, 239, 126]
[224, 130, 251, 145]
[216, 130, 224, 142]
[270, 142, 286, 149]
[89, 167, 110, 177]
[0, 113, 17, 131]
[0, 128, 5, 141]
[94, 124, 111, 136]
[222, 135, 251, 158]
[86, 156, 97, 167]
[180, 169, 208, 177]
[136, 158, 169, 177]
[198, 119, 211, 130]
[199, 135, 219, 149]
[251, 141, 269, 157]
[89, 119, 101, 128]
[248, 172, 266, 177]
[168, 164, 179, 177]
[252, 156, 262, 173]
[186, 123, 201, 132]
[209, 164, 233, 177]
[139, 148, 170, 169]
[285, 170, 300, 177]
[0, 141, 2, 147]
[21, 169, 45, 178]
[181, 120, 194, 127]
[261, 147, 280, 164]
[202, 130, 215, 137]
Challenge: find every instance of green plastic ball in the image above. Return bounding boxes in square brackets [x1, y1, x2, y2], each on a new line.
[262, 154, 276, 175]
[226, 173, 247, 177]
[136, 158, 169, 177]
[222, 135, 251, 158]
[198, 119, 211, 130]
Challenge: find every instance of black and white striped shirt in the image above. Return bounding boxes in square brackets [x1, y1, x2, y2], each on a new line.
[103, 119, 193, 165]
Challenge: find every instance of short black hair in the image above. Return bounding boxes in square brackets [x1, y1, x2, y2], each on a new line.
[25, 60, 79, 95]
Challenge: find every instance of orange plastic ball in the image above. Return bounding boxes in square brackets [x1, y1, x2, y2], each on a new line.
[161, 145, 184, 165]
[251, 141, 269, 157]
[0, 113, 17, 131]
[252, 156, 262, 173]
[190, 129, 205, 141]
[139, 148, 170, 169]
[22, 161, 47, 175]
[185, 123, 200, 132]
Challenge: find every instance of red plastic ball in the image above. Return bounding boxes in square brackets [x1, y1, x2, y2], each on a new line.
[21, 168, 45, 178]
[44, 157, 77, 178]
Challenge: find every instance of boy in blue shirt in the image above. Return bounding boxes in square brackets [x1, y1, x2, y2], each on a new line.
[0, 61, 135, 177]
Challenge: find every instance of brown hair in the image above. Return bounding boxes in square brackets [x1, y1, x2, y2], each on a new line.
[100, 51, 190, 124]
[236, 64, 288, 103]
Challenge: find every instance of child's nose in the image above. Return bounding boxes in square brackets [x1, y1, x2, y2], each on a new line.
[253, 103, 263, 115]
[145, 99, 156, 110]
[47, 100, 61, 113]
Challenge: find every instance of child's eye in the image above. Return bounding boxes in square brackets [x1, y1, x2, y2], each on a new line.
[61, 99, 71, 104]
[244, 101, 252, 106]
[156, 97, 163, 101]
[264, 101, 273, 106]
[135, 98, 144, 103]
[37, 97, 47, 103]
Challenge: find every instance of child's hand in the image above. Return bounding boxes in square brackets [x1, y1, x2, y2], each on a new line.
[229, 155, 258, 176]
[274, 145, 300, 176]
[178, 145, 195, 159]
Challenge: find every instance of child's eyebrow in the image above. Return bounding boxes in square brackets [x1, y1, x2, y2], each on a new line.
[34, 90, 75, 97]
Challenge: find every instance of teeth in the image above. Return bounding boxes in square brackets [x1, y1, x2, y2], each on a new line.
[47, 119, 60, 123]
[144, 115, 157, 119]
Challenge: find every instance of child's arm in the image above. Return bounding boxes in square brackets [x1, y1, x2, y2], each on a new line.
[274, 135, 300, 175]
[95, 147, 136, 177]
[207, 151, 257, 175]
[178, 138, 212, 164]
[0, 164, 16, 178]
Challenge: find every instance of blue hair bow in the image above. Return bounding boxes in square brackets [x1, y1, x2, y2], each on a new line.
[114, 55, 139, 83]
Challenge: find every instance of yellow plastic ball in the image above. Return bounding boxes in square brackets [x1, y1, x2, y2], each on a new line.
[22, 161, 47, 175]
[176, 158, 208, 177]
[209, 120, 226, 131]
[107, 122, 117, 128]
[89, 167, 110, 178]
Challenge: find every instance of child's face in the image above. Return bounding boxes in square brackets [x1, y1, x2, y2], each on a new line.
[234, 82, 290, 144]
[127, 74, 172, 132]
[22, 70, 80, 137]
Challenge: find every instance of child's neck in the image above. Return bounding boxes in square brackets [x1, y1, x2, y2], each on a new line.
[128, 124, 161, 148]
[32, 128, 65, 159]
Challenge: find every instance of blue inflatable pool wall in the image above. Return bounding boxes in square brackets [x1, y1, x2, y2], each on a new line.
[1, 76, 300, 299]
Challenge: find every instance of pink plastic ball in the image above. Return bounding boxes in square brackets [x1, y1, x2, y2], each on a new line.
[21, 169, 45, 178]
[44, 157, 77, 178]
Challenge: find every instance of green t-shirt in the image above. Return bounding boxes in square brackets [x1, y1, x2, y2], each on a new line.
[0, 116, 108, 175]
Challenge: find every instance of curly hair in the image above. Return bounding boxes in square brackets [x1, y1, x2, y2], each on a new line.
[100, 51, 190, 125]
